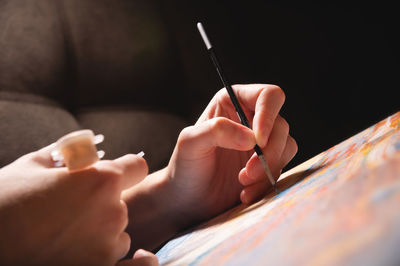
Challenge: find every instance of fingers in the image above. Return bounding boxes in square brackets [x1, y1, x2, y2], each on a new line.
[132, 249, 159, 266]
[95, 154, 148, 191]
[114, 232, 131, 263]
[239, 115, 289, 186]
[220, 84, 285, 147]
[117, 249, 159, 266]
[279, 135, 298, 169]
[28, 143, 57, 168]
[229, 84, 279, 112]
[261, 115, 289, 167]
[118, 200, 129, 233]
[252, 86, 285, 147]
[113, 154, 149, 190]
[238, 122, 298, 205]
[106, 201, 130, 263]
[240, 181, 269, 204]
[177, 117, 256, 158]
[30, 141, 149, 191]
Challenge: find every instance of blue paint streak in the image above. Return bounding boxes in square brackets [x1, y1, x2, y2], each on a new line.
[394, 141, 400, 151]
[156, 233, 191, 263]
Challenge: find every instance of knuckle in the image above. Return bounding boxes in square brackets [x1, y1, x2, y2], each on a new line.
[216, 88, 227, 99]
[106, 203, 128, 232]
[266, 85, 286, 103]
[210, 117, 226, 128]
[116, 203, 129, 229]
[179, 125, 193, 139]
[209, 117, 228, 138]
[215, 88, 231, 106]
[176, 125, 195, 148]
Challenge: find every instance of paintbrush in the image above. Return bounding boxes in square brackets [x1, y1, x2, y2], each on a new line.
[197, 22, 278, 193]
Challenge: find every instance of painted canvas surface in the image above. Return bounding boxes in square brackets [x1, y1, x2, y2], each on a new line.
[156, 112, 400, 266]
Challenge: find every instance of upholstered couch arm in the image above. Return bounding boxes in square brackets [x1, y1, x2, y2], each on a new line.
[0, 0, 190, 171]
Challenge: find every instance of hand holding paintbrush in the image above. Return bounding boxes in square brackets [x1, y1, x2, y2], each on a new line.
[197, 22, 287, 194]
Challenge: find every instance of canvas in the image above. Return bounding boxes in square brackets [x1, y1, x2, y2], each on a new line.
[156, 111, 400, 266]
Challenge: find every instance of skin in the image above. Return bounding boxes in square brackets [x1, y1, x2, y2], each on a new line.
[0, 83, 297, 265]
[123, 84, 298, 253]
[0, 145, 150, 266]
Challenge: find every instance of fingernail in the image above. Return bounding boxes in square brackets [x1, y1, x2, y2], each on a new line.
[133, 249, 152, 259]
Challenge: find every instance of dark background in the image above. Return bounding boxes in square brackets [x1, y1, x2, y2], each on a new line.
[162, 1, 399, 169]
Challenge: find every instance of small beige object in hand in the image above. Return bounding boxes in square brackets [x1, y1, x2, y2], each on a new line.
[51, 129, 105, 172]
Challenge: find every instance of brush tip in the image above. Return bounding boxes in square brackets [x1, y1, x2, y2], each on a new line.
[273, 184, 279, 194]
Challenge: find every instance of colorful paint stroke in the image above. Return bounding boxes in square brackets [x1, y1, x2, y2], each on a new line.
[156, 111, 400, 266]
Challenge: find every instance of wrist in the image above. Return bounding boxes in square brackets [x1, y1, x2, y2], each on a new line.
[122, 167, 184, 252]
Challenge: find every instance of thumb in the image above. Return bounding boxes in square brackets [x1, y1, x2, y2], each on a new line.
[178, 117, 256, 158]
[116, 249, 158, 266]
[112, 154, 149, 190]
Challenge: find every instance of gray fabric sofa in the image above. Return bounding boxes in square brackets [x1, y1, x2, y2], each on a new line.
[0, 0, 213, 171]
